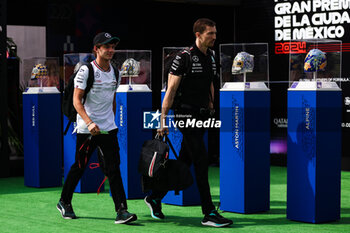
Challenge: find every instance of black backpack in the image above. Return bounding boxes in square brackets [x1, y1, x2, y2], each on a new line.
[62, 62, 119, 135]
[62, 63, 94, 135]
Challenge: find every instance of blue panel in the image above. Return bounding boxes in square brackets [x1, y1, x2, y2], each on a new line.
[287, 90, 341, 223]
[116, 92, 128, 195]
[38, 94, 62, 187]
[63, 116, 105, 193]
[116, 91, 152, 199]
[23, 94, 40, 187]
[244, 91, 270, 213]
[287, 91, 316, 222]
[220, 90, 270, 213]
[23, 92, 62, 188]
[127, 92, 152, 198]
[315, 92, 341, 222]
[220, 91, 245, 212]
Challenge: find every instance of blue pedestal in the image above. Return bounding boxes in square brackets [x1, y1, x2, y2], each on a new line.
[63, 116, 105, 193]
[287, 89, 341, 223]
[160, 91, 201, 206]
[116, 85, 152, 199]
[220, 88, 270, 213]
[23, 87, 62, 188]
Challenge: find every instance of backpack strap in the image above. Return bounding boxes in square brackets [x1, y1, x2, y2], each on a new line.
[64, 119, 72, 135]
[111, 63, 121, 90]
[83, 63, 95, 103]
[63, 63, 94, 135]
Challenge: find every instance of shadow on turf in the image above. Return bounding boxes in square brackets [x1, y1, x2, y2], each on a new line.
[72, 215, 239, 228]
[76, 213, 350, 228]
[77, 216, 145, 226]
[214, 199, 350, 226]
[212, 200, 288, 215]
[142, 215, 240, 228]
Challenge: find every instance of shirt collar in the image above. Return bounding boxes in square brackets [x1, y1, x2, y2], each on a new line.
[192, 43, 209, 56]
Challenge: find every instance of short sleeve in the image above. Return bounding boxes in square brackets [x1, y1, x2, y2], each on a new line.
[74, 65, 89, 90]
[169, 50, 190, 77]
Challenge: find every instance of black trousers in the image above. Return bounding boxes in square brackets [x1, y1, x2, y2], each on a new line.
[150, 110, 215, 215]
[60, 129, 127, 212]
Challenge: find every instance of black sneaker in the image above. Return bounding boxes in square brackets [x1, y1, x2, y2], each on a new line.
[115, 210, 137, 224]
[201, 210, 233, 227]
[57, 200, 77, 219]
[144, 196, 165, 219]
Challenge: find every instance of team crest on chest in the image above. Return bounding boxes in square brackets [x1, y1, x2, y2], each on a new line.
[95, 71, 101, 79]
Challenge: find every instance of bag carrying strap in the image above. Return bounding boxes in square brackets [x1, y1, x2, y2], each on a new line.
[164, 135, 181, 195]
[164, 135, 178, 160]
[155, 133, 178, 159]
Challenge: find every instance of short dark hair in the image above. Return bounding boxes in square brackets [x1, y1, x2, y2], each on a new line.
[193, 18, 216, 34]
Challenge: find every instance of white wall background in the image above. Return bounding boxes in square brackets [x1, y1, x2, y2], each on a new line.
[7, 25, 46, 89]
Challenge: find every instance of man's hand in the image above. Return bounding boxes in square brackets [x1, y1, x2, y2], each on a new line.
[88, 122, 100, 136]
[157, 126, 169, 137]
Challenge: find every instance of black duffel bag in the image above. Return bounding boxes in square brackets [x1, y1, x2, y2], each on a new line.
[138, 134, 193, 194]
[138, 134, 169, 178]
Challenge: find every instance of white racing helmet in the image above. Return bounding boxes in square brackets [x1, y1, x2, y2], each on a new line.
[120, 58, 140, 76]
[231, 52, 254, 74]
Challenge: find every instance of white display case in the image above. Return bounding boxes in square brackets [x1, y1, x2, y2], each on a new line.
[113, 50, 151, 91]
[23, 57, 60, 92]
[220, 43, 269, 90]
[288, 39, 342, 90]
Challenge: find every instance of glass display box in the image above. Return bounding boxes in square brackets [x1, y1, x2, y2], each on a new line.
[23, 57, 60, 92]
[220, 43, 269, 90]
[161, 47, 185, 91]
[219, 43, 270, 213]
[63, 53, 95, 88]
[112, 50, 151, 91]
[287, 39, 342, 223]
[22, 57, 61, 187]
[288, 39, 342, 90]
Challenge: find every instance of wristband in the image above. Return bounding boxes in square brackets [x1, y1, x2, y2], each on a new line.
[86, 121, 94, 127]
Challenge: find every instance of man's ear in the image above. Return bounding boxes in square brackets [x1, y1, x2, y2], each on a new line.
[93, 45, 99, 53]
[195, 31, 201, 39]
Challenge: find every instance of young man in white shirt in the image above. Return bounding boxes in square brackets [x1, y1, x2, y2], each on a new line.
[57, 32, 137, 224]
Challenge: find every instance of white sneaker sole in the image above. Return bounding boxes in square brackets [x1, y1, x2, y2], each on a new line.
[115, 214, 137, 224]
[201, 221, 231, 228]
[144, 197, 162, 220]
[56, 205, 75, 220]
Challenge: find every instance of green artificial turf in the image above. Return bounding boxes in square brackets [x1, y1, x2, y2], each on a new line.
[0, 166, 350, 233]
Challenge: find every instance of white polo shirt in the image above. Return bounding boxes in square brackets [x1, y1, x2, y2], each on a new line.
[74, 60, 118, 134]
